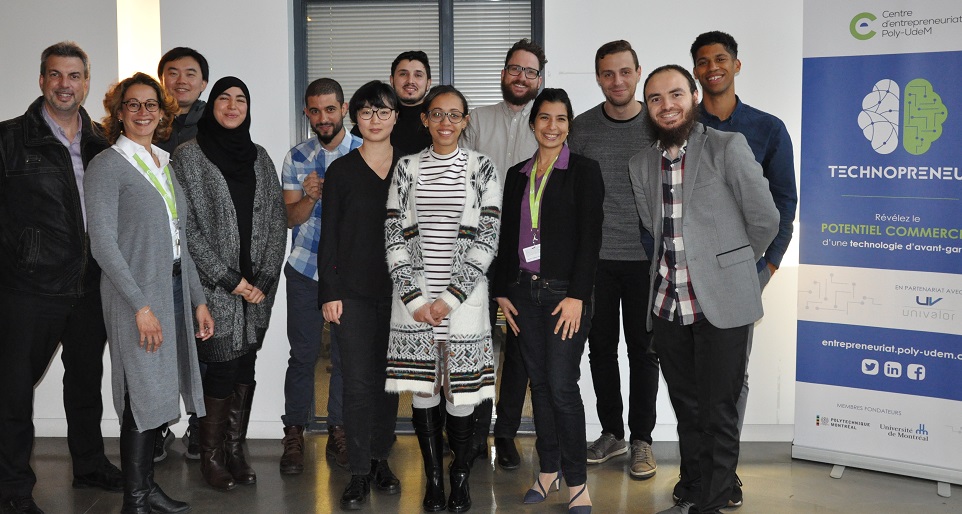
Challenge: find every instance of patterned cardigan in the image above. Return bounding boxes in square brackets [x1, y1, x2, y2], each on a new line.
[384, 148, 502, 406]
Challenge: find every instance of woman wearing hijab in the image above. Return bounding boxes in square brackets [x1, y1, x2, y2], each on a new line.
[172, 77, 287, 491]
[86, 72, 214, 514]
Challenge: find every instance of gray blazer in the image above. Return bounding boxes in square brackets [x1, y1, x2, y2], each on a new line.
[86, 147, 207, 431]
[628, 123, 779, 330]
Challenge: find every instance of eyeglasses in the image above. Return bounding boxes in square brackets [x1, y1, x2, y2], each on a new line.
[504, 64, 541, 80]
[358, 107, 396, 120]
[427, 110, 465, 124]
[122, 100, 160, 113]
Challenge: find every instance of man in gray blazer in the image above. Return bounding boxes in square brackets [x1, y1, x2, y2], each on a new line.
[628, 65, 778, 514]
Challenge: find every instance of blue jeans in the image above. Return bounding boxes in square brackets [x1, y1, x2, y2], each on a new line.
[508, 272, 590, 486]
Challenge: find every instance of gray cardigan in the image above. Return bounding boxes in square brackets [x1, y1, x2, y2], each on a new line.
[86, 147, 207, 431]
[172, 140, 287, 362]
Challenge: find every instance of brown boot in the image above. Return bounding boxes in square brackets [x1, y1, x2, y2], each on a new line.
[280, 425, 305, 475]
[225, 382, 257, 485]
[200, 395, 236, 490]
[326, 425, 349, 470]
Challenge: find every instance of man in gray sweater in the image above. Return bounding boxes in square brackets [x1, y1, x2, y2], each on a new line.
[568, 40, 660, 480]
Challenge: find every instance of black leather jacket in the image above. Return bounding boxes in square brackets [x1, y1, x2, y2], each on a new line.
[0, 97, 108, 297]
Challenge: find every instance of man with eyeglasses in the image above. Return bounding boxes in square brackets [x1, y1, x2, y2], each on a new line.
[157, 47, 209, 154]
[278, 78, 361, 476]
[461, 37, 546, 472]
[0, 41, 122, 514]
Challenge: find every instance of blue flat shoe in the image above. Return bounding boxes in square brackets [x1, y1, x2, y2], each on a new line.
[568, 483, 592, 513]
[523, 471, 561, 504]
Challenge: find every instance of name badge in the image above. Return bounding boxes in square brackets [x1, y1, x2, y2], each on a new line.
[522, 244, 541, 263]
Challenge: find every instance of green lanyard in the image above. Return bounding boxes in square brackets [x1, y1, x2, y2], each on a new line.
[133, 154, 178, 220]
[528, 155, 558, 230]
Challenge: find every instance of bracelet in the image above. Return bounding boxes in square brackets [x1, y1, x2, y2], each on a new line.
[136, 306, 151, 317]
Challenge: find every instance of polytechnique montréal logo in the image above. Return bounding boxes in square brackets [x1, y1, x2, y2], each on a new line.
[858, 78, 949, 155]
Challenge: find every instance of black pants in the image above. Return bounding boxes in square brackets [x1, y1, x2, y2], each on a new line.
[653, 315, 748, 514]
[587, 259, 658, 443]
[202, 351, 257, 399]
[0, 291, 108, 500]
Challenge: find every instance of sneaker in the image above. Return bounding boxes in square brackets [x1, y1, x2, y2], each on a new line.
[725, 473, 743, 508]
[628, 440, 657, 479]
[586, 433, 628, 464]
[182, 426, 200, 461]
[153, 425, 174, 463]
[656, 499, 694, 514]
[326, 425, 349, 470]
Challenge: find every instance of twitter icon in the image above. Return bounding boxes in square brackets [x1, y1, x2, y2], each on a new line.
[862, 359, 879, 376]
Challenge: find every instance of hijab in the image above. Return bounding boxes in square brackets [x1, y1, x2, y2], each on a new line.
[196, 76, 257, 181]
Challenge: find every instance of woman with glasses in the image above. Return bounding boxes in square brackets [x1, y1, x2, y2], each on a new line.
[492, 88, 604, 514]
[317, 81, 402, 510]
[385, 85, 501, 513]
[172, 77, 287, 491]
[86, 72, 214, 514]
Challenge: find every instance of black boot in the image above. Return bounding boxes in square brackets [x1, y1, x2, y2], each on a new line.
[446, 412, 474, 513]
[119, 423, 153, 514]
[225, 382, 257, 485]
[200, 395, 236, 490]
[412, 406, 446, 512]
[465, 401, 491, 467]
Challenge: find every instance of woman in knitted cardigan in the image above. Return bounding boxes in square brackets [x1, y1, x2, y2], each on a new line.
[385, 85, 501, 513]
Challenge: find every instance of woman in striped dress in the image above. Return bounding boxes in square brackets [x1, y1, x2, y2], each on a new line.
[385, 85, 501, 513]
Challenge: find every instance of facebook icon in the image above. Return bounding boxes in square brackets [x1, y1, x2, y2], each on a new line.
[907, 364, 926, 381]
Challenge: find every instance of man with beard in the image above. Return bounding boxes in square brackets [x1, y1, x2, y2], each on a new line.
[569, 40, 660, 480]
[460, 38, 546, 471]
[0, 41, 122, 514]
[279, 78, 361, 475]
[628, 65, 777, 514]
[352, 51, 432, 156]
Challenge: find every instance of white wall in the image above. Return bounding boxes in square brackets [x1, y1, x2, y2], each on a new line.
[4, 0, 803, 441]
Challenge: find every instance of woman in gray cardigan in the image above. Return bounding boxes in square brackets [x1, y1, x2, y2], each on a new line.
[86, 73, 214, 514]
[172, 77, 287, 491]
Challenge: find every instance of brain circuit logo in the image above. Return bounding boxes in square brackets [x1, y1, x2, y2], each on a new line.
[857, 78, 949, 155]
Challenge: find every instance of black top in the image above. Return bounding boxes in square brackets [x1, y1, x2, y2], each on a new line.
[317, 148, 400, 304]
[492, 152, 605, 301]
[350, 103, 431, 157]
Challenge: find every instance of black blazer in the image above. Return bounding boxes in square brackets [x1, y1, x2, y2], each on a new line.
[493, 150, 604, 301]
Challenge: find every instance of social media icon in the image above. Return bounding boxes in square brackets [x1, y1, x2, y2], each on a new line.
[861, 359, 879, 375]
[884, 361, 902, 378]
[907, 364, 926, 381]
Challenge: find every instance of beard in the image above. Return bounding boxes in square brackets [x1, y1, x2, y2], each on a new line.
[647, 100, 698, 150]
[501, 79, 538, 106]
[313, 119, 344, 144]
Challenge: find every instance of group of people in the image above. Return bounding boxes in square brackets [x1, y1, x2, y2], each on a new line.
[0, 28, 796, 514]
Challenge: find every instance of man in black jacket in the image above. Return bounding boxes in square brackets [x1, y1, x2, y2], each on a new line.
[0, 41, 121, 514]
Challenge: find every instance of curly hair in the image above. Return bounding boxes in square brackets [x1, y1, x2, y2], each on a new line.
[101, 72, 179, 145]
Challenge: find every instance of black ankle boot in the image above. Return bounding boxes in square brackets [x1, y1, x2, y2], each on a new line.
[413, 406, 446, 512]
[446, 412, 475, 513]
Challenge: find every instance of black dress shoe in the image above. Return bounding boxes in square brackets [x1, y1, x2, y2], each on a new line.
[339, 474, 371, 510]
[495, 437, 521, 470]
[370, 459, 401, 495]
[1, 497, 44, 514]
[73, 460, 123, 492]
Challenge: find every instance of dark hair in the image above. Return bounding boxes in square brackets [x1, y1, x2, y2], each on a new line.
[504, 38, 547, 70]
[643, 65, 698, 98]
[41, 41, 90, 79]
[349, 81, 400, 124]
[594, 40, 639, 76]
[101, 73, 179, 145]
[305, 77, 345, 105]
[690, 31, 738, 63]
[529, 88, 574, 127]
[391, 51, 431, 80]
[157, 47, 209, 81]
[422, 85, 468, 115]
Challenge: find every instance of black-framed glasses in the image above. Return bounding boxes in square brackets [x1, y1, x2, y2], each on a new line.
[358, 107, 396, 120]
[427, 110, 465, 124]
[122, 99, 160, 113]
[504, 64, 541, 80]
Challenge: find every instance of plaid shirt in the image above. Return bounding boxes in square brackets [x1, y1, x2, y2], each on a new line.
[282, 134, 362, 280]
[651, 142, 705, 325]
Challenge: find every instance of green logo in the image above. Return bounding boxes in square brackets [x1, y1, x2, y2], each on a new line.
[903, 79, 948, 155]
[850, 12, 877, 40]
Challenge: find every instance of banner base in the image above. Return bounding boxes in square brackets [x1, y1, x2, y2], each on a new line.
[792, 444, 961, 491]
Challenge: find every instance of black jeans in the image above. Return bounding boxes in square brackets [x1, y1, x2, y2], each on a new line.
[587, 259, 658, 443]
[508, 273, 589, 486]
[652, 315, 748, 514]
[0, 291, 108, 499]
[337, 296, 399, 475]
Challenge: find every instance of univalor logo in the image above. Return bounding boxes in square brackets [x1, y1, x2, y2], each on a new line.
[850, 12, 878, 40]
[915, 296, 943, 306]
[858, 78, 949, 155]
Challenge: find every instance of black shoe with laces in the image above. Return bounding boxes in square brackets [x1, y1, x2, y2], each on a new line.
[370, 459, 400, 495]
[339, 475, 371, 510]
[72, 460, 123, 492]
[1, 497, 44, 514]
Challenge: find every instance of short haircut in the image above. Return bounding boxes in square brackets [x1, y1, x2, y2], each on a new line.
[504, 38, 547, 70]
[101, 72, 179, 145]
[528, 88, 574, 127]
[41, 41, 90, 79]
[157, 47, 210, 82]
[305, 78, 344, 106]
[690, 31, 739, 63]
[594, 40, 639, 76]
[391, 51, 431, 80]
[643, 65, 698, 97]
[348, 80, 400, 124]
[422, 85, 468, 115]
